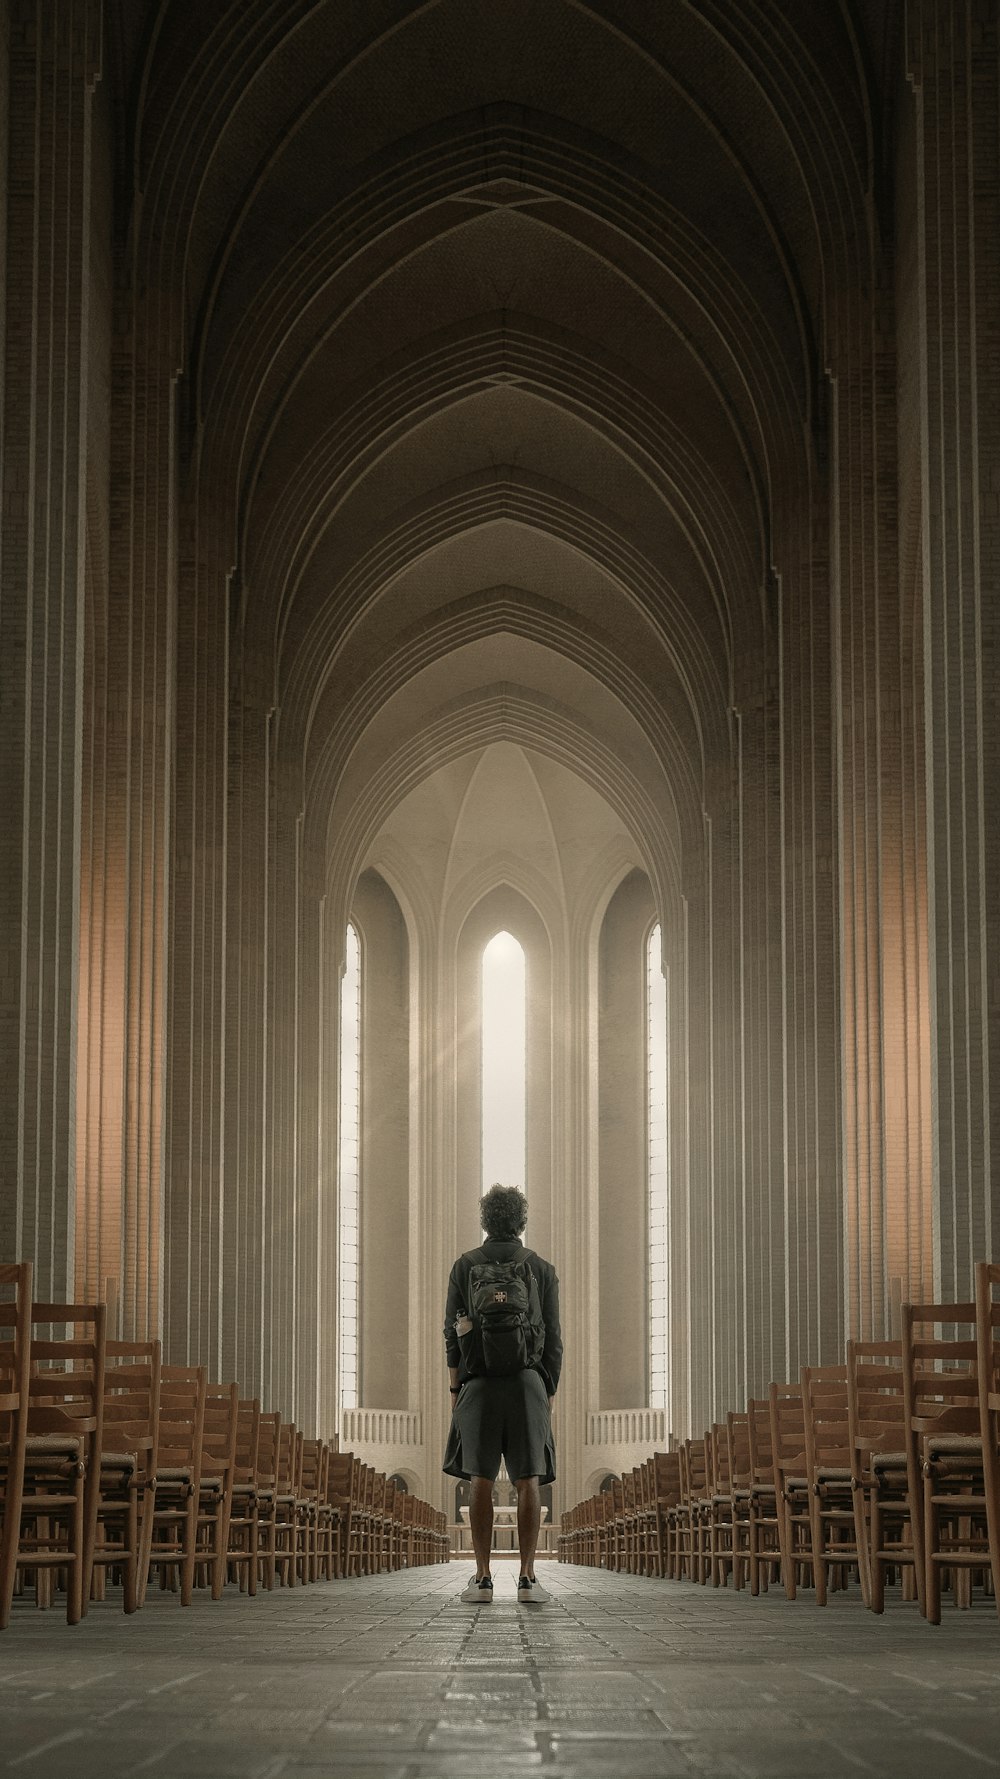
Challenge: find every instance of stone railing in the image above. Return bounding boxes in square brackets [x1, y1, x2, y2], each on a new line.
[341, 1407, 423, 1449]
[586, 1408, 668, 1448]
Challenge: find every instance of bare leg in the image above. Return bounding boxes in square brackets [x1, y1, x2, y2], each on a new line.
[469, 1477, 494, 1580]
[515, 1476, 541, 1579]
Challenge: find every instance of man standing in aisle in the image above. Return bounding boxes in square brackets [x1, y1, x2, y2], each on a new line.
[443, 1183, 562, 1604]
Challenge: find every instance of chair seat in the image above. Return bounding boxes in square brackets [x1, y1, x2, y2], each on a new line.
[24, 1434, 84, 1455]
[924, 1434, 983, 1456]
[815, 1467, 852, 1482]
[99, 1452, 138, 1471]
[157, 1466, 195, 1481]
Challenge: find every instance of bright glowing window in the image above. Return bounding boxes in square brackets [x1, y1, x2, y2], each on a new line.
[481, 930, 526, 1197]
[647, 922, 669, 1409]
[338, 922, 361, 1414]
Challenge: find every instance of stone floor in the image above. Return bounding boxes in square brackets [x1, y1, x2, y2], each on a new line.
[1, 1562, 999, 1777]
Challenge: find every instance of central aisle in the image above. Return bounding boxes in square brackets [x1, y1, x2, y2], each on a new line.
[2, 1563, 999, 1776]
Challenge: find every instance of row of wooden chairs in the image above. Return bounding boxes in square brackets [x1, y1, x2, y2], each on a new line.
[560, 1262, 1000, 1625]
[0, 1264, 447, 1629]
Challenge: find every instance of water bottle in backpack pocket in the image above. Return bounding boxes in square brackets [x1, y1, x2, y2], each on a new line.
[465, 1258, 545, 1377]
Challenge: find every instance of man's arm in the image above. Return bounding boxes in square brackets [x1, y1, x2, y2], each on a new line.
[444, 1261, 463, 1402]
[542, 1265, 563, 1399]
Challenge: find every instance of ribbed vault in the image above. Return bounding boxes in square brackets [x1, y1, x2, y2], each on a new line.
[42, 0, 959, 1500]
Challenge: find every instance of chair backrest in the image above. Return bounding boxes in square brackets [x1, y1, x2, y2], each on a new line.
[104, 1338, 161, 1472]
[711, 1422, 732, 1492]
[747, 1398, 774, 1487]
[300, 1437, 326, 1503]
[653, 1449, 681, 1505]
[202, 1381, 239, 1483]
[901, 1299, 978, 1439]
[0, 1261, 32, 1462]
[276, 1419, 300, 1491]
[327, 1450, 354, 1503]
[727, 1411, 751, 1488]
[28, 1300, 106, 1450]
[801, 1364, 850, 1481]
[976, 1262, 1000, 1424]
[234, 1397, 261, 1485]
[684, 1435, 709, 1501]
[256, 1410, 281, 1486]
[768, 1382, 806, 1488]
[156, 1363, 207, 1475]
[639, 1457, 654, 1512]
[846, 1339, 905, 1483]
[371, 1469, 385, 1516]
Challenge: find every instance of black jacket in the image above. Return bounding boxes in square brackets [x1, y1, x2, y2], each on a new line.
[443, 1237, 563, 1396]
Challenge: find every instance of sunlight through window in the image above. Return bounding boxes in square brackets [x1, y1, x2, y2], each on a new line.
[338, 922, 361, 1415]
[481, 930, 527, 1198]
[647, 922, 669, 1410]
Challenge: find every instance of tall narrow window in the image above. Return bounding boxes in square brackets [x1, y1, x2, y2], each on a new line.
[338, 923, 361, 1415]
[481, 930, 526, 1194]
[647, 922, 669, 1409]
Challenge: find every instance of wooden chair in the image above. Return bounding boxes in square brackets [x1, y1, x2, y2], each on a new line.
[273, 1420, 302, 1586]
[637, 1458, 658, 1576]
[254, 1410, 281, 1590]
[621, 1469, 638, 1572]
[346, 1462, 370, 1576]
[192, 1380, 238, 1599]
[369, 1470, 387, 1574]
[398, 1490, 417, 1570]
[296, 1437, 326, 1583]
[675, 1439, 708, 1582]
[651, 1451, 681, 1580]
[707, 1423, 734, 1587]
[846, 1338, 912, 1611]
[20, 1300, 106, 1622]
[325, 1451, 354, 1579]
[727, 1411, 752, 1589]
[227, 1397, 260, 1595]
[769, 1382, 811, 1599]
[591, 1486, 608, 1568]
[746, 1398, 781, 1594]
[93, 1338, 161, 1612]
[801, 1363, 858, 1603]
[903, 1297, 985, 1623]
[144, 1363, 206, 1606]
[0, 1262, 32, 1630]
[976, 1261, 1000, 1615]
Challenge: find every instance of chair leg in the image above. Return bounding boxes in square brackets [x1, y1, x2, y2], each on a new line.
[68, 1478, 86, 1626]
[180, 1491, 199, 1606]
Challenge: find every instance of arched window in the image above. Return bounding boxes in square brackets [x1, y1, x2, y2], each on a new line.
[338, 922, 361, 1414]
[481, 930, 526, 1195]
[647, 922, 669, 1409]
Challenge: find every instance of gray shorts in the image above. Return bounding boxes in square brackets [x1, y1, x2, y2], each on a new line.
[443, 1369, 555, 1484]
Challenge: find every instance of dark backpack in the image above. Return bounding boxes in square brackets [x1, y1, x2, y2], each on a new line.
[462, 1257, 545, 1378]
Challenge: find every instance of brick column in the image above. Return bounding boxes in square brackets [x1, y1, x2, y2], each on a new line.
[0, 0, 101, 1292]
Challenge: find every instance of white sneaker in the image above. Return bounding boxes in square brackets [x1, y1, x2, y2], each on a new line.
[516, 1575, 549, 1604]
[460, 1575, 494, 1603]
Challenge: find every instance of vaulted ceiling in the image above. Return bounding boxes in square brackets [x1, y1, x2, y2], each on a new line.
[116, 0, 889, 899]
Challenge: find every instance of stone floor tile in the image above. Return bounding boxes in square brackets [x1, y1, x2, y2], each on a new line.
[3, 1563, 1000, 1778]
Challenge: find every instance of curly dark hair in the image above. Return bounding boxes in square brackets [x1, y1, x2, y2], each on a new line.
[480, 1183, 528, 1241]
